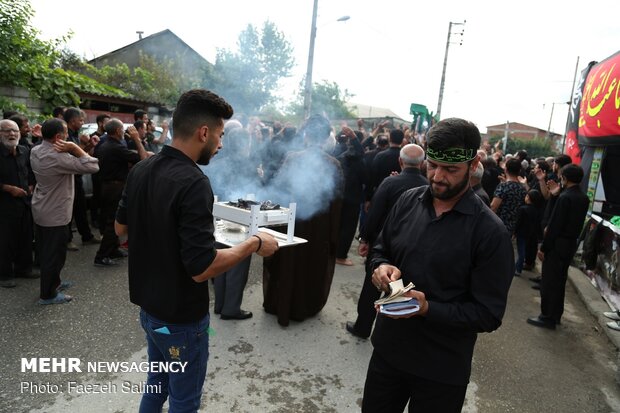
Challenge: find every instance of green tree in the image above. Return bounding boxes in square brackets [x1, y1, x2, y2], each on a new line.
[288, 80, 355, 121]
[212, 21, 295, 114]
[0, 0, 125, 113]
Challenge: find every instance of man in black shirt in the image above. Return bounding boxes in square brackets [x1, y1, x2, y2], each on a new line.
[115, 89, 278, 413]
[370, 129, 404, 195]
[347, 143, 428, 339]
[0, 119, 37, 288]
[363, 118, 513, 412]
[527, 164, 589, 330]
[94, 119, 147, 267]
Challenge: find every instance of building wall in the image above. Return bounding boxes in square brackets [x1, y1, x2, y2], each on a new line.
[0, 85, 45, 114]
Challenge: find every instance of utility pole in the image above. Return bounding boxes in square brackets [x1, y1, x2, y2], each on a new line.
[302, 0, 319, 120]
[436, 20, 465, 120]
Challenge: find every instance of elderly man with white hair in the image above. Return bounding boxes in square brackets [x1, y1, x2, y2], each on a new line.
[470, 161, 490, 206]
[0, 119, 37, 288]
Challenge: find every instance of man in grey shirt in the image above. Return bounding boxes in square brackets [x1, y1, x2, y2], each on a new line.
[30, 118, 99, 304]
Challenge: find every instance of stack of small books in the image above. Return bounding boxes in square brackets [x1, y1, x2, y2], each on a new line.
[375, 279, 420, 316]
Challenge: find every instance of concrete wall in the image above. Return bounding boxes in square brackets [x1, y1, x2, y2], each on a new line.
[0, 85, 44, 114]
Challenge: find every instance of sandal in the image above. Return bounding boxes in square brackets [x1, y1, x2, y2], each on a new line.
[56, 281, 74, 292]
[38, 293, 73, 305]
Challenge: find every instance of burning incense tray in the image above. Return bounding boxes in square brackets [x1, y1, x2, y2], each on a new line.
[213, 199, 307, 247]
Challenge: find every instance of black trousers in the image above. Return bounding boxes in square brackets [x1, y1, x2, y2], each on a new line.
[354, 259, 381, 337]
[95, 181, 123, 260]
[90, 171, 102, 230]
[540, 241, 576, 323]
[362, 350, 467, 413]
[0, 211, 33, 280]
[336, 201, 360, 259]
[71, 175, 94, 242]
[36, 224, 69, 299]
[524, 234, 539, 266]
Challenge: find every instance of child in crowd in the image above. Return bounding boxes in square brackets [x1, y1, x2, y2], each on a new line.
[514, 189, 544, 276]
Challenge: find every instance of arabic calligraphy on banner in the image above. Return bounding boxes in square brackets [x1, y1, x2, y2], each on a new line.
[579, 51, 620, 138]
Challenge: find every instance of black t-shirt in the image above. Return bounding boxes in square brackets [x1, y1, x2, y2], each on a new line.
[116, 145, 217, 323]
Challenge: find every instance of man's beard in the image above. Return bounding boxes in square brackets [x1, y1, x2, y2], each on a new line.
[1, 137, 18, 150]
[197, 145, 215, 166]
[430, 169, 470, 200]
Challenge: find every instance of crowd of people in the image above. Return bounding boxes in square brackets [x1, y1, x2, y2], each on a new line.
[0, 89, 590, 411]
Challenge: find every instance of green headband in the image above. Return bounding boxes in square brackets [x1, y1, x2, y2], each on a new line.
[426, 147, 476, 164]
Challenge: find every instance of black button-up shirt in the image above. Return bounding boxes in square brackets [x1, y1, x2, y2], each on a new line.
[0, 144, 34, 217]
[116, 145, 217, 323]
[370, 186, 514, 385]
[95, 138, 141, 182]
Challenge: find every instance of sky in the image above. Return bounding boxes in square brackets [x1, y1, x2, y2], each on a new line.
[29, 0, 620, 134]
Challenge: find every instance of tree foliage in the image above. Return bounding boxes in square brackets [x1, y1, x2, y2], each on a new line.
[212, 21, 295, 115]
[289, 80, 355, 121]
[0, 0, 126, 113]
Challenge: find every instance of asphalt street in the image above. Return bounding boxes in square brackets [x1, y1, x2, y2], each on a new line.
[1, 240, 620, 412]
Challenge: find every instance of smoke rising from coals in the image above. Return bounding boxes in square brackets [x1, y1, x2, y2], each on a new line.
[201, 124, 341, 221]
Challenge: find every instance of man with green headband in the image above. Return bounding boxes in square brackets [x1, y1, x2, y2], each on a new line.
[361, 118, 514, 412]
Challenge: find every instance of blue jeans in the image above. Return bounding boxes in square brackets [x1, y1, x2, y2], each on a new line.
[515, 235, 526, 274]
[139, 309, 210, 413]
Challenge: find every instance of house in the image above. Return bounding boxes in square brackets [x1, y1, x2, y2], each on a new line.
[89, 29, 212, 83]
[486, 122, 562, 141]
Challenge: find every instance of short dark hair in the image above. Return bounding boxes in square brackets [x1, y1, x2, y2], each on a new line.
[134, 109, 147, 121]
[63, 107, 82, 123]
[9, 114, 28, 129]
[134, 120, 145, 130]
[3, 110, 19, 119]
[505, 158, 522, 176]
[535, 159, 550, 173]
[560, 164, 584, 184]
[96, 114, 110, 124]
[427, 118, 481, 153]
[301, 114, 331, 145]
[41, 118, 66, 140]
[516, 150, 528, 161]
[527, 189, 544, 208]
[376, 135, 389, 147]
[554, 154, 572, 169]
[172, 89, 233, 139]
[52, 107, 65, 118]
[389, 129, 404, 145]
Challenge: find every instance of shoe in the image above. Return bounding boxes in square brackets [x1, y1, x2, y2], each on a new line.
[67, 242, 79, 251]
[531, 284, 540, 290]
[336, 258, 354, 266]
[607, 321, 620, 331]
[38, 293, 72, 305]
[82, 235, 102, 245]
[529, 275, 542, 283]
[16, 271, 40, 279]
[94, 257, 119, 267]
[56, 281, 74, 292]
[526, 316, 556, 330]
[345, 321, 369, 339]
[514, 272, 521, 277]
[0, 279, 17, 288]
[110, 248, 128, 258]
[603, 311, 620, 321]
[220, 310, 253, 320]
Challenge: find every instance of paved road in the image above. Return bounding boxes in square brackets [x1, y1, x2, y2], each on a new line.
[1, 241, 619, 412]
